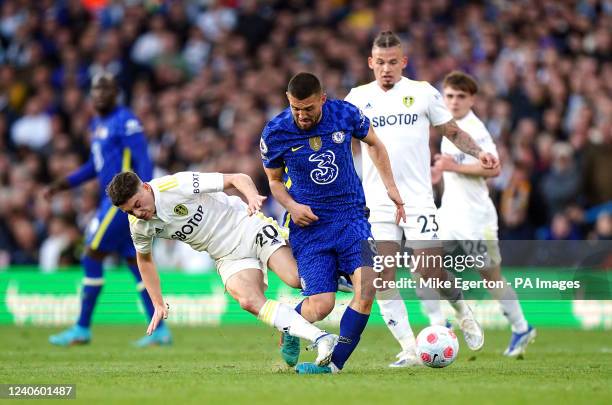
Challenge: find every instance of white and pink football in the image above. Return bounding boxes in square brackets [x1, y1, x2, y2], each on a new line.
[416, 325, 459, 368]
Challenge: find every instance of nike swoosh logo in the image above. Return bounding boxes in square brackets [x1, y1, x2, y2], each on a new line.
[291, 146, 304, 152]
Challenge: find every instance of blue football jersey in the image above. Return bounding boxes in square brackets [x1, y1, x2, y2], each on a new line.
[67, 106, 153, 192]
[261, 99, 370, 222]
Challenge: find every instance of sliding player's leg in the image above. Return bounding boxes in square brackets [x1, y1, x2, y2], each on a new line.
[267, 245, 338, 366]
[266, 245, 301, 289]
[224, 266, 338, 366]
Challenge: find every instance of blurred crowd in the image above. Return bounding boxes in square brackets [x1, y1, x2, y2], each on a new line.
[0, 0, 610, 270]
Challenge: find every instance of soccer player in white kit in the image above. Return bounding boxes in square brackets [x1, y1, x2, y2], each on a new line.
[106, 170, 338, 366]
[429, 71, 535, 357]
[345, 31, 498, 367]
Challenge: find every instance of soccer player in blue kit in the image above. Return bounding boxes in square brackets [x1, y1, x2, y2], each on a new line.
[44, 73, 171, 347]
[261, 72, 405, 374]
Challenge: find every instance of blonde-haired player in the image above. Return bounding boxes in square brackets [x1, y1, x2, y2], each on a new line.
[106, 171, 338, 366]
[346, 31, 498, 367]
[431, 71, 535, 357]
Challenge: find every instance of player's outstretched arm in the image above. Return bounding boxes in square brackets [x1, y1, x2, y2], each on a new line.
[136, 251, 168, 335]
[435, 119, 499, 169]
[433, 154, 501, 178]
[42, 159, 97, 200]
[222, 173, 266, 215]
[360, 127, 406, 224]
[263, 167, 318, 227]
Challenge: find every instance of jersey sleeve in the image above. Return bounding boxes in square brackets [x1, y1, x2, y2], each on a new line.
[66, 156, 97, 187]
[175, 171, 224, 194]
[426, 84, 453, 127]
[129, 217, 154, 254]
[342, 100, 370, 139]
[260, 125, 284, 169]
[119, 112, 154, 182]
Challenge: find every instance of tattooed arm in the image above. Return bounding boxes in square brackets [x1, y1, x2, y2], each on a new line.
[434, 119, 499, 169]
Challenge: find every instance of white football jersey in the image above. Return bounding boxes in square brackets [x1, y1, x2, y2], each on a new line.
[129, 172, 250, 259]
[345, 77, 452, 215]
[440, 110, 498, 216]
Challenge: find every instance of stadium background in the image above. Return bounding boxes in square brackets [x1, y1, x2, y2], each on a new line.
[0, 0, 610, 330]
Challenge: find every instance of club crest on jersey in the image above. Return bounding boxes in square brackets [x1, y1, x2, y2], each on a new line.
[332, 131, 345, 144]
[259, 138, 268, 158]
[174, 204, 188, 216]
[95, 126, 108, 139]
[402, 96, 415, 108]
[309, 136, 322, 151]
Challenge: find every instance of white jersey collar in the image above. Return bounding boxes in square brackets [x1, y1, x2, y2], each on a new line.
[149, 183, 170, 223]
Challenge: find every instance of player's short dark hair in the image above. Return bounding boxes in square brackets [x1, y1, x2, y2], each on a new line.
[443, 71, 479, 95]
[106, 171, 142, 207]
[373, 31, 402, 49]
[287, 72, 322, 100]
[91, 71, 117, 87]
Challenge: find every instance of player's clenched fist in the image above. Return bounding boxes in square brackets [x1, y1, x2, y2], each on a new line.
[478, 151, 499, 170]
[288, 202, 319, 227]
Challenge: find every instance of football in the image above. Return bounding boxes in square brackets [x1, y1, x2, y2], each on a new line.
[416, 325, 459, 368]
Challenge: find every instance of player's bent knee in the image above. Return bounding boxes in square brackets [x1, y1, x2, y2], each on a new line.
[307, 295, 335, 321]
[237, 295, 263, 315]
[310, 307, 332, 322]
[282, 272, 300, 289]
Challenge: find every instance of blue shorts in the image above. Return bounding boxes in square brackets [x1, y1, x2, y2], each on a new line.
[85, 198, 136, 258]
[289, 216, 374, 296]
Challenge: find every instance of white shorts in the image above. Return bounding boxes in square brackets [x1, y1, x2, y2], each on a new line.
[215, 213, 287, 286]
[370, 205, 441, 249]
[438, 207, 501, 267]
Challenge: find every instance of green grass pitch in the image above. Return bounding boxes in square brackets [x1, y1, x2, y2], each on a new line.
[0, 325, 610, 404]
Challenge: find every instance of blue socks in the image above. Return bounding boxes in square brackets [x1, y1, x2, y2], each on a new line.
[295, 300, 304, 315]
[127, 263, 163, 328]
[77, 256, 104, 328]
[330, 306, 370, 370]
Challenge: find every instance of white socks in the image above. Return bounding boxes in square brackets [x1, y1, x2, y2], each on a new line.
[488, 279, 529, 333]
[376, 288, 416, 352]
[257, 300, 325, 342]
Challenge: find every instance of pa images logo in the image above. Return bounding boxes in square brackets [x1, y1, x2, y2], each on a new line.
[174, 204, 188, 216]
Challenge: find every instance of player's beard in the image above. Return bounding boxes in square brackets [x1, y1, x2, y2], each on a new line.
[380, 77, 397, 90]
[295, 111, 322, 131]
[379, 74, 399, 90]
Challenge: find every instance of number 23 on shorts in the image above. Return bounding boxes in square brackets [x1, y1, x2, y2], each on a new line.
[417, 214, 439, 234]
